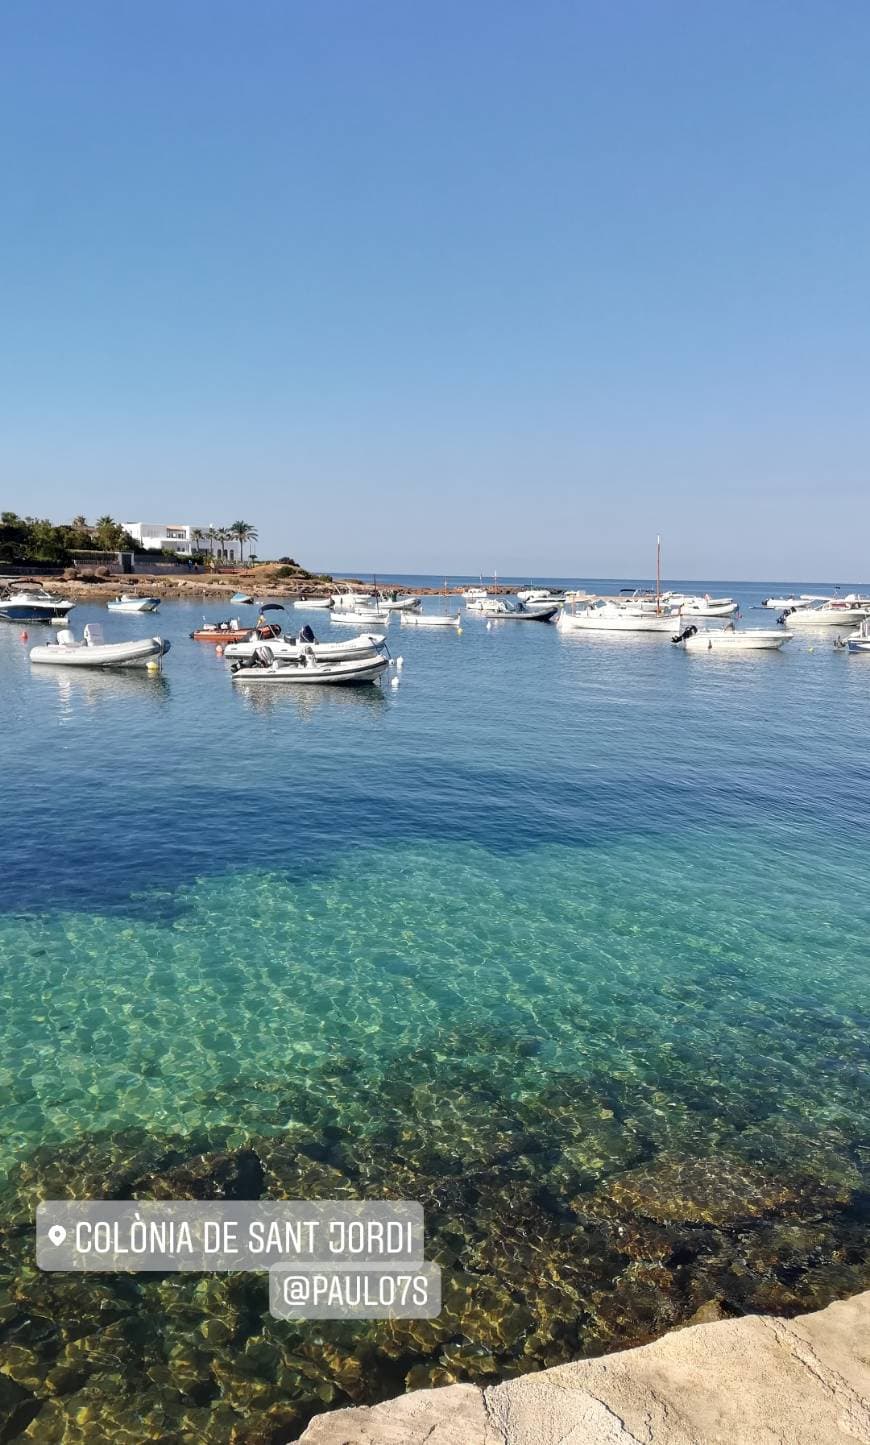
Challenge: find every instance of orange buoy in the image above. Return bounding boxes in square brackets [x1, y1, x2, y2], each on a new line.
[20, 631, 28, 641]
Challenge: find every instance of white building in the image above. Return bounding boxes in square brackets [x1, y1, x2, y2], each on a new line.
[121, 523, 241, 561]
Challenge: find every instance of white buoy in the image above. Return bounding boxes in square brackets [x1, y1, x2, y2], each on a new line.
[486, 621, 492, 631]
[396, 656, 404, 669]
[390, 676, 400, 688]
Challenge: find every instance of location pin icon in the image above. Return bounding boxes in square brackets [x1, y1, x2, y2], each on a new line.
[47, 1224, 66, 1246]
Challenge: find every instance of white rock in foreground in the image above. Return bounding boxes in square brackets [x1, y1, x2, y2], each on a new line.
[300, 1289, 870, 1444]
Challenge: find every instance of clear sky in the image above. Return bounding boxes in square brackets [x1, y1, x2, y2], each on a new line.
[2, 1, 869, 579]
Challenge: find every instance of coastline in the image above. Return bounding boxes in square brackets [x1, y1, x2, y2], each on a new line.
[299, 1289, 870, 1443]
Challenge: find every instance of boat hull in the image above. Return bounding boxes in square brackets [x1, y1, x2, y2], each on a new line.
[294, 598, 333, 609]
[331, 609, 390, 626]
[558, 609, 678, 633]
[400, 611, 460, 627]
[30, 637, 170, 668]
[482, 605, 558, 622]
[191, 628, 253, 643]
[223, 632, 387, 660]
[679, 630, 791, 652]
[785, 608, 868, 627]
[232, 654, 389, 685]
[0, 603, 75, 622]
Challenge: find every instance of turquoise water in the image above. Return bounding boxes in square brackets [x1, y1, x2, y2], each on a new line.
[1, 583, 869, 1440]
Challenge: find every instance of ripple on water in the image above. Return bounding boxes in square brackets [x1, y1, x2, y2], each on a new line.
[1, 836, 870, 1438]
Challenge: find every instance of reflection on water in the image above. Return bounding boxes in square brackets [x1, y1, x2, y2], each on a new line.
[235, 679, 389, 720]
[30, 665, 171, 709]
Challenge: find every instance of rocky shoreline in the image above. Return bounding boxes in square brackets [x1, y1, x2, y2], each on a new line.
[299, 1289, 870, 1443]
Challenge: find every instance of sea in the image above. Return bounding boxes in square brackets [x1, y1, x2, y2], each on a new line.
[1, 575, 869, 1441]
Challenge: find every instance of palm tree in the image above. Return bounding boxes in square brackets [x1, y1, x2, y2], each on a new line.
[229, 521, 258, 565]
[206, 526, 218, 559]
[190, 526, 207, 556]
[95, 514, 118, 550]
[71, 514, 89, 530]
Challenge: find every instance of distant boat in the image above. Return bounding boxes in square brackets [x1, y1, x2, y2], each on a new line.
[331, 603, 390, 625]
[673, 623, 792, 652]
[558, 602, 679, 633]
[517, 587, 566, 606]
[331, 590, 375, 608]
[294, 596, 333, 610]
[479, 598, 558, 622]
[107, 594, 160, 613]
[231, 591, 255, 605]
[401, 609, 461, 628]
[782, 601, 869, 627]
[0, 587, 75, 623]
[377, 594, 421, 611]
[762, 595, 816, 610]
[30, 623, 170, 668]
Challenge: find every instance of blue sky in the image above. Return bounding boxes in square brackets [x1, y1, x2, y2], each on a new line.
[2, 1, 869, 579]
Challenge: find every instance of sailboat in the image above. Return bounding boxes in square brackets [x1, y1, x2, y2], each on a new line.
[558, 537, 680, 633]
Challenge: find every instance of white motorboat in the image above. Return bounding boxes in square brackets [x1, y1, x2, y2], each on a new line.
[781, 602, 868, 627]
[672, 623, 792, 652]
[376, 594, 421, 611]
[231, 644, 389, 686]
[517, 587, 566, 605]
[462, 586, 489, 601]
[400, 609, 461, 628]
[0, 587, 75, 623]
[667, 594, 739, 618]
[107, 593, 161, 613]
[762, 595, 815, 610]
[479, 597, 558, 622]
[558, 601, 679, 633]
[844, 618, 870, 653]
[29, 623, 170, 668]
[223, 629, 387, 661]
[331, 606, 390, 626]
[330, 590, 375, 608]
[293, 596, 333, 610]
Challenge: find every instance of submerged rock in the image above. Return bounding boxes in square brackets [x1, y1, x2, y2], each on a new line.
[600, 1153, 800, 1225]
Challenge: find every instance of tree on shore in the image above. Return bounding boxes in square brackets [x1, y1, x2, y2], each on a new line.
[230, 521, 258, 564]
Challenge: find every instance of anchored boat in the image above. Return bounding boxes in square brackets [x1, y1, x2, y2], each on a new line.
[0, 587, 75, 623]
[231, 644, 389, 686]
[781, 601, 868, 628]
[223, 627, 388, 662]
[401, 609, 461, 628]
[672, 624, 792, 652]
[479, 598, 558, 622]
[107, 594, 160, 613]
[30, 623, 170, 668]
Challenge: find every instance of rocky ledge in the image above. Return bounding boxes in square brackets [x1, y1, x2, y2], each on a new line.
[300, 1289, 870, 1444]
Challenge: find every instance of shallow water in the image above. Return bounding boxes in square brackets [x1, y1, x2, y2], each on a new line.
[1, 582, 869, 1441]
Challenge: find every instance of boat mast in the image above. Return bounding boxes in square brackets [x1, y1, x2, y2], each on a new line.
[656, 535, 661, 613]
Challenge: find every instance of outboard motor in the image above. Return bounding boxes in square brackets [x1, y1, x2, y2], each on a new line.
[253, 644, 274, 669]
[672, 624, 697, 644]
[299, 624, 316, 644]
[777, 608, 793, 626]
